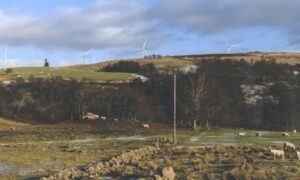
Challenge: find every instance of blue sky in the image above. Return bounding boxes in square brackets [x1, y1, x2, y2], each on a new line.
[0, 0, 299, 67]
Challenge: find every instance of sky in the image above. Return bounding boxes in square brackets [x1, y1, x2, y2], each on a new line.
[0, 0, 300, 67]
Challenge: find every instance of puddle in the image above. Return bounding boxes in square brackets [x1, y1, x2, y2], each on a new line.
[190, 136, 200, 142]
[18, 160, 64, 176]
[102, 177, 113, 180]
[197, 142, 237, 146]
[0, 164, 10, 174]
[106, 136, 149, 141]
[70, 138, 95, 144]
[176, 145, 213, 149]
[0, 163, 17, 175]
[270, 140, 286, 144]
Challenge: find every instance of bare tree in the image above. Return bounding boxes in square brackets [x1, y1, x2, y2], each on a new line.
[178, 72, 213, 130]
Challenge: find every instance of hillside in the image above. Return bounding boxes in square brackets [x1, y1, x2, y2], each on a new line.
[72, 52, 300, 72]
[0, 67, 134, 83]
[0, 52, 300, 83]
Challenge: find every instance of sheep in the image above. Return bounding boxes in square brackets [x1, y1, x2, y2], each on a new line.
[293, 130, 297, 134]
[143, 124, 149, 129]
[282, 132, 290, 137]
[283, 142, 296, 151]
[255, 132, 262, 137]
[114, 118, 119, 122]
[238, 132, 246, 136]
[9, 126, 16, 131]
[270, 149, 285, 160]
[296, 151, 300, 164]
[100, 116, 107, 120]
[94, 115, 100, 119]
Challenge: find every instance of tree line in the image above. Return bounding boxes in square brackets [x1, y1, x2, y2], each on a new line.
[0, 58, 299, 131]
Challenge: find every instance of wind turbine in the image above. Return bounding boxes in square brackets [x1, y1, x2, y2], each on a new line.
[223, 38, 240, 53]
[82, 48, 93, 64]
[133, 38, 149, 57]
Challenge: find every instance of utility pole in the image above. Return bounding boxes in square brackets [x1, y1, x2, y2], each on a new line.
[173, 72, 177, 145]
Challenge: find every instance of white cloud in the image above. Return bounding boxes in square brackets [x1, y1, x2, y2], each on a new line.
[1, 58, 44, 68]
[0, 0, 300, 52]
[0, 0, 163, 51]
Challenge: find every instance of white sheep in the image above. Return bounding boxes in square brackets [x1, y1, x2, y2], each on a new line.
[293, 130, 297, 134]
[94, 115, 100, 119]
[283, 142, 296, 151]
[114, 118, 119, 122]
[143, 124, 149, 129]
[255, 132, 262, 137]
[282, 132, 290, 137]
[101, 116, 107, 120]
[296, 151, 300, 164]
[238, 132, 246, 136]
[9, 126, 16, 131]
[270, 149, 285, 160]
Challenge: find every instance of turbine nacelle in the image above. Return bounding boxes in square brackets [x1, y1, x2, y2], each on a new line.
[223, 38, 240, 53]
[133, 38, 149, 57]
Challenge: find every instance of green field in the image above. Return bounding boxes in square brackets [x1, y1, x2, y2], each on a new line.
[0, 118, 299, 179]
[0, 67, 134, 82]
[1, 52, 300, 83]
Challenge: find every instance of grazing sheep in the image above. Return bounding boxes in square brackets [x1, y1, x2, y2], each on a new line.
[9, 126, 16, 131]
[100, 116, 107, 120]
[255, 132, 262, 137]
[238, 132, 246, 136]
[296, 151, 300, 164]
[283, 142, 296, 151]
[94, 115, 100, 119]
[143, 124, 149, 129]
[270, 149, 285, 160]
[282, 132, 290, 137]
[293, 130, 297, 134]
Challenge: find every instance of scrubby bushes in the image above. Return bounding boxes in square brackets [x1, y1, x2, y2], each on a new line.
[0, 58, 299, 130]
[101, 61, 157, 74]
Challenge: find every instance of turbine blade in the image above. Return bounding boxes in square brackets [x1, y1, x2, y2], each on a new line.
[223, 38, 230, 46]
[143, 38, 148, 49]
[86, 48, 93, 55]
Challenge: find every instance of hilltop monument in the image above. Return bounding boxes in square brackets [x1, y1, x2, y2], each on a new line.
[44, 59, 49, 67]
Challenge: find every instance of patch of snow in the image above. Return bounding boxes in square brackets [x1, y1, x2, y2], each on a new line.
[241, 84, 278, 105]
[181, 65, 198, 74]
[132, 74, 148, 82]
[2, 80, 12, 85]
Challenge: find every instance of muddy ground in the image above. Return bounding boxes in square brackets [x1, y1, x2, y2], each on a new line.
[43, 140, 300, 180]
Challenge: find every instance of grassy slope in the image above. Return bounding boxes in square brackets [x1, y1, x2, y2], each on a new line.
[0, 67, 134, 82]
[0, 52, 300, 82]
[76, 52, 300, 70]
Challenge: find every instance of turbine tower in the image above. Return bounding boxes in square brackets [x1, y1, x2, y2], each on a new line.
[3, 47, 8, 70]
[223, 38, 240, 53]
[133, 38, 148, 57]
[83, 48, 93, 64]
